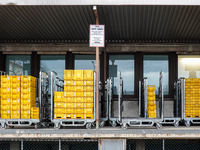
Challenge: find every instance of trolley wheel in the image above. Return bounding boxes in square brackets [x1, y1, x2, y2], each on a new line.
[156, 123, 162, 130]
[174, 121, 179, 127]
[86, 123, 92, 130]
[1, 124, 6, 129]
[54, 123, 61, 130]
[99, 121, 105, 127]
[121, 123, 127, 130]
[9, 126, 14, 129]
[110, 121, 117, 127]
[185, 121, 191, 127]
[35, 124, 38, 129]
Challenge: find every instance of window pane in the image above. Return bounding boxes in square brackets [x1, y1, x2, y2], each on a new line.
[178, 55, 200, 78]
[109, 55, 134, 95]
[75, 55, 97, 70]
[40, 55, 65, 80]
[6, 55, 31, 75]
[144, 55, 169, 95]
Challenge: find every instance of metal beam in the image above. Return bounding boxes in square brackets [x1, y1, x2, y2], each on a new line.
[1, 0, 200, 6]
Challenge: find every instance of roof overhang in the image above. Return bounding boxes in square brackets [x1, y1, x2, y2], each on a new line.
[1, 0, 200, 6]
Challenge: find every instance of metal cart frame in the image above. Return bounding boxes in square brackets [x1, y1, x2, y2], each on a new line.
[51, 71, 96, 129]
[161, 80, 181, 127]
[108, 71, 164, 129]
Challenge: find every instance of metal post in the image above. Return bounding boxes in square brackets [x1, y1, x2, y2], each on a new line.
[21, 139, 23, 150]
[59, 139, 61, 150]
[94, 6, 99, 129]
[162, 139, 165, 150]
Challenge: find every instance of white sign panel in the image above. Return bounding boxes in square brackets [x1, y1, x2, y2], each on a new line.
[89, 25, 105, 47]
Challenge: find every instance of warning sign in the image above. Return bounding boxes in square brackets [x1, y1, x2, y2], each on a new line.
[89, 25, 105, 47]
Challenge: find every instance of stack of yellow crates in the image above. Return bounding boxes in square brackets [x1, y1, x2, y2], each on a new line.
[0, 75, 39, 119]
[147, 85, 156, 118]
[21, 76, 37, 119]
[11, 76, 21, 119]
[1, 76, 11, 119]
[54, 70, 94, 119]
[185, 78, 200, 118]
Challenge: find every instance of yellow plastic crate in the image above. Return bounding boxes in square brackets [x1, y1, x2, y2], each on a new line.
[75, 108, 84, 114]
[148, 110, 156, 114]
[75, 103, 84, 108]
[21, 104, 35, 110]
[185, 78, 193, 83]
[11, 112, 20, 119]
[148, 97, 155, 101]
[74, 86, 84, 92]
[31, 114, 39, 119]
[84, 80, 93, 86]
[31, 107, 39, 113]
[64, 70, 74, 80]
[54, 92, 64, 97]
[64, 92, 74, 97]
[54, 103, 64, 108]
[147, 85, 155, 92]
[1, 75, 10, 83]
[75, 92, 84, 97]
[54, 108, 65, 114]
[21, 87, 36, 94]
[21, 97, 35, 103]
[75, 114, 84, 119]
[1, 104, 10, 110]
[1, 87, 11, 93]
[73, 97, 84, 103]
[54, 97, 63, 103]
[11, 82, 21, 88]
[1, 94, 10, 99]
[64, 86, 73, 92]
[21, 113, 31, 119]
[66, 114, 75, 119]
[84, 108, 93, 114]
[73, 81, 84, 86]
[21, 76, 36, 83]
[148, 105, 156, 111]
[65, 103, 75, 108]
[193, 78, 200, 82]
[83, 86, 93, 92]
[11, 76, 20, 83]
[11, 87, 20, 93]
[84, 97, 93, 103]
[66, 108, 75, 114]
[84, 114, 94, 119]
[21, 81, 36, 88]
[11, 104, 20, 110]
[1, 98, 11, 104]
[54, 114, 66, 119]
[21, 93, 36, 99]
[83, 70, 94, 81]
[1, 109, 10, 115]
[84, 103, 94, 108]
[11, 93, 21, 99]
[64, 80, 73, 86]
[1, 114, 10, 119]
[65, 97, 73, 103]
[84, 92, 93, 97]
[74, 70, 84, 80]
[148, 113, 156, 118]
[11, 98, 20, 104]
[147, 92, 155, 97]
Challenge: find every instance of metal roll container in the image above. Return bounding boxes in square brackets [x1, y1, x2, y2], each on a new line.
[161, 80, 181, 127]
[178, 78, 200, 127]
[51, 71, 96, 130]
[99, 80, 109, 127]
[115, 71, 164, 130]
[1, 71, 48, 129]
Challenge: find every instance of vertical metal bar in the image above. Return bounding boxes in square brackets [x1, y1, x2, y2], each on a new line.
[51, 72, 54, 121]
[21, 139, 23, 150]
[39, 71, 42, 122]
[139, 80, 141, 117]
[96, 47, 99, 129]
[144, 78, 148, 118]
[162, 139, 165, 150]
[161, 71, 164, 120]
[59, 139, 61, 150]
